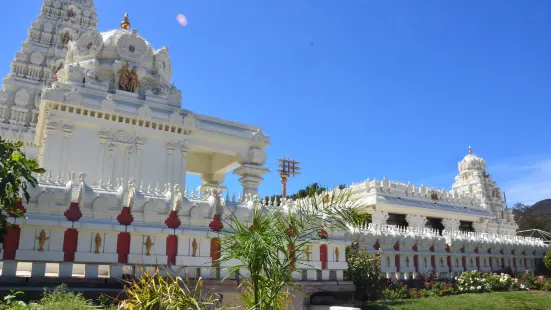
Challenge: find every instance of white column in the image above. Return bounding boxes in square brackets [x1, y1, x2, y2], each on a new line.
[1, 261, 18, 277]
[96, 132, 109, 184]
[59, 262, 73, 278]
[166, 143, 176, 185]
[31, 262, 46, 277]
[39, 122, 58, 166]
[179, 143, 189, 191]
[85, 264, 99, 279]
[61, 125, 74, 177]
[124, 146, 133, 183]
[107, 144, 116, 187]
[135, 138, 145, 185]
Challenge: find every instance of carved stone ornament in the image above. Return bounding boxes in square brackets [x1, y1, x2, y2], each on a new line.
[244, 148, 267, 166]
[30, 51, 45, 65]
[75, 30, 103, 58]
[36, 229, 49, 252]
[154, 46, 172, 82]
[442, 218, 461, 232]
[65, 88, 83, 106]
[101, 94, 116, 112]
[405, 214, 427, 229]
[144, 236, 153, 256]
[169, 110, 183, 125]
[0, 88, 8, 103]
[182, 112, 197, 131]
[94, 233, 102, 254]
[137, 105, 152, 120]
[117, 29, 149, 61]
[111, 130, 134, 144]
[192, 238, 198, 257]
[371, 209, 389, 226]
[252, 128, 269, 147]
[14, 89, 30, 107]
[118, 61, 139, 93]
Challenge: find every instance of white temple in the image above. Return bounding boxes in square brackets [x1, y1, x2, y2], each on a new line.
[0, 0, 548, 308]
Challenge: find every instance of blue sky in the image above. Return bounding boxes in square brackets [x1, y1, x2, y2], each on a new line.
[2, 0, 550, 205]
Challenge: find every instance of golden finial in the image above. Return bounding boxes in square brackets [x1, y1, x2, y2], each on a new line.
[121, 13, 131, 30]
[468, 146, 472, 155]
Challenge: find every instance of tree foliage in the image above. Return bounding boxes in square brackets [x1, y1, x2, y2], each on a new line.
[0, 138, 45, 243]
[346, 250, 384, 303]
[264, 182, 347, 205]
[544, 250, 551, 272]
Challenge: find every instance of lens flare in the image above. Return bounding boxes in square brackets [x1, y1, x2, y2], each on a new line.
[176, 14, 188, 27]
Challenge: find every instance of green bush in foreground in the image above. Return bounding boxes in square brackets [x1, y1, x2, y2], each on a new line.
[0, 285, 95, 310]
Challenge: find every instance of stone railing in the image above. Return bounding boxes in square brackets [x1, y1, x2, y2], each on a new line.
[357, 223, 548, 280]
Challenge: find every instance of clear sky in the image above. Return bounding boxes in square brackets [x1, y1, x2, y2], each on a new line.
[1, 0, 550, 205]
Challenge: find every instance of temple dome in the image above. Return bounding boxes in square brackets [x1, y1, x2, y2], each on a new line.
[458, 146, 487, 173]
[67, 26, 173, 87]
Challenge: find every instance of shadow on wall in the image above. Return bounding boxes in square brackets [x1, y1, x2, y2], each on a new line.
[310, 292, 355, 306]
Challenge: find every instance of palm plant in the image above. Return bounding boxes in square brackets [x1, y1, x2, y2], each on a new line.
[219, 186, 372, 309]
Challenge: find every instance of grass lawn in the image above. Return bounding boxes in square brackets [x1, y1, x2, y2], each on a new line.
[365, 291, 551, 310]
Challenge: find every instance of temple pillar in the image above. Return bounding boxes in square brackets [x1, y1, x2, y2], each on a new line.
[232, 145, 269, 197]
[233, 164, 269, 197]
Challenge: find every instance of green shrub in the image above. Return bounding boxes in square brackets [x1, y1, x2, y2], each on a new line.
[517, 272, 537, 289]
[455, 271, 492, 293]
[381, 281, 410, 300]
[39, 285, 95, 310]
[119, 268, 222, 310]
[425, 280, 455, 296]
[347, 251, 384, 302]
[486, 273, 524, 291]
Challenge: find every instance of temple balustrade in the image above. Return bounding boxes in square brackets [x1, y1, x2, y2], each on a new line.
[0, 174, 349, 283]
[360, 224, 547, 280]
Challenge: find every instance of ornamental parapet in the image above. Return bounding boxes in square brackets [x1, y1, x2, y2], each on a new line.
[350, 177, 482, 208]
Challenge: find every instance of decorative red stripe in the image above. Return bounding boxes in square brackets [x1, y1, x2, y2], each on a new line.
[320, 244, 327, 270]
[166, 235, 178, 265]
[2, 225, 20, 260]
[117, 232, 131, 264]
[63, 228, 78, 262]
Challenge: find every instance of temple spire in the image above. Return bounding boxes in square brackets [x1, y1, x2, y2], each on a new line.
[121, 13, 131, 30]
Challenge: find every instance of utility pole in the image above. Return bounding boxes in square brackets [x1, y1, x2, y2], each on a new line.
[277, 157, 301, 198]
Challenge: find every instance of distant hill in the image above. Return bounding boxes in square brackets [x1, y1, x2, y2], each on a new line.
[530, 199, 551, 216]
[514, 199, 551, 232]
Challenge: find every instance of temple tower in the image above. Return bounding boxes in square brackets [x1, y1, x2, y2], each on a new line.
[451, 146, 507, 218]
[0, 0, 98, 156]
